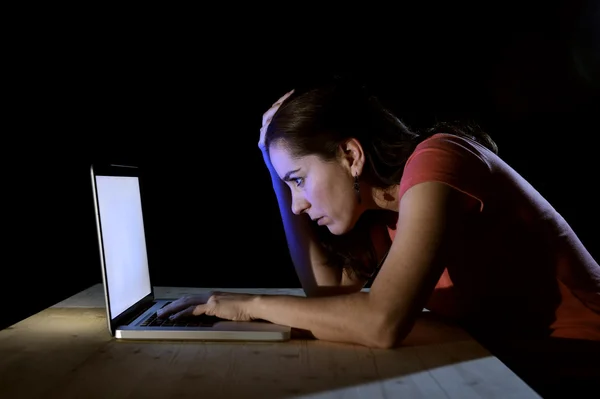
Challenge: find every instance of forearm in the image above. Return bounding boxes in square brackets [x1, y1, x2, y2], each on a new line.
[251, 292, 394, 348]
[262, 150, 342, 293]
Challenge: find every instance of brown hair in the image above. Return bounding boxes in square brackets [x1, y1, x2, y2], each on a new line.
[265, 76, 497, 280]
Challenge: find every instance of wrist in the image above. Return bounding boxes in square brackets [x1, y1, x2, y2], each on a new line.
[260, 148, 271, 163]
[249, 294, 266, 320]
[261, 152, 280, 178]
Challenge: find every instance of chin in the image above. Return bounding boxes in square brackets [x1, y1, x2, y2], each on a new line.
[327, 225, 345, 235]
[326, 220, 353, 236]
[329, 211, 364, 235]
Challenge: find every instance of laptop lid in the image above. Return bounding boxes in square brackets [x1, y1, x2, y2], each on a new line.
[90, 163, 156, 335]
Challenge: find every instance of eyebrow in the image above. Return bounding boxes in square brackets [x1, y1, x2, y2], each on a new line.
[283, 168, 301, 182]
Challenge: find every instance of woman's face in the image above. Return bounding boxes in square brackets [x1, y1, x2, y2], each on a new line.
[269, 142, 362, 235]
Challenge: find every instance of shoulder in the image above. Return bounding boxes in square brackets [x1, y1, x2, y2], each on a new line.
[398, 133, 493, 211]
[409, 133, 492, 170]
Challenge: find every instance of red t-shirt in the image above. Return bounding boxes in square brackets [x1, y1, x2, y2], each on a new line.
[388, 133, 600, 341]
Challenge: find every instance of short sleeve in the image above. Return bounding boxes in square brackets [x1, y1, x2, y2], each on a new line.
[399, 134, 492, 211]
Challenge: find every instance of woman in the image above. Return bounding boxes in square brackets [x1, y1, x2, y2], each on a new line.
[158, 79, 600, 352]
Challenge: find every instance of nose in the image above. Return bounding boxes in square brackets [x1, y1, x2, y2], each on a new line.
[291, 193, 310, 215]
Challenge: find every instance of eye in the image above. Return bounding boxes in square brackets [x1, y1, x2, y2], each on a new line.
[293, 177, 304, 187]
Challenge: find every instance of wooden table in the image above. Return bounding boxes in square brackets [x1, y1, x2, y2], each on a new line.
[0, 284, 540, 398]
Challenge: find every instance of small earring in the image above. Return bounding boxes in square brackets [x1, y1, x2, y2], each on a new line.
[353, 174, 361, 204]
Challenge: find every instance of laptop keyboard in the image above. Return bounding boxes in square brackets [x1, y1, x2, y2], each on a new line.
[139, 302, 227, 328]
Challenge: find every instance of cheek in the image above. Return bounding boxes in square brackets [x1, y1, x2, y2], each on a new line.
[305, 183, 327, 207]
[309, 179, 350, 215]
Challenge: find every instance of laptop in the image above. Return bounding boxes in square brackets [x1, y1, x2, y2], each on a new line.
[90, 163, 291, 341]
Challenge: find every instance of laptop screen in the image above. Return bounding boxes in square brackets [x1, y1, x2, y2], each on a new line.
[95, 175, 152, 318]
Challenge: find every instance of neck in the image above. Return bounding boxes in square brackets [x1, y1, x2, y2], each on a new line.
[364, 184, 400, 212]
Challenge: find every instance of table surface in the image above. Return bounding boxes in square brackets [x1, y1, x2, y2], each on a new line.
[0, 284, 541, 398]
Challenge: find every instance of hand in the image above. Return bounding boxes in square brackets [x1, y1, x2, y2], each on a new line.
[157, 292, 259, 322]
[258, 89, 294, 150]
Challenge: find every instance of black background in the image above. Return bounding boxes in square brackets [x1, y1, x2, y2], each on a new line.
[3, 1, 598, 331]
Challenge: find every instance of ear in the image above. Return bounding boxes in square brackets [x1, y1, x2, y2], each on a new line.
[338, 138, 365, 176]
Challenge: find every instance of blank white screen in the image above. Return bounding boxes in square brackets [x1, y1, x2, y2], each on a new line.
[96, 175, 151, 318]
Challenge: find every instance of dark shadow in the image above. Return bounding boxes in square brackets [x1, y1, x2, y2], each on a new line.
[482, 337, 600, 398]
[0, 307, 503, 399]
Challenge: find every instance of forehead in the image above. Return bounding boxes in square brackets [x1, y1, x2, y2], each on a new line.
[269, 144, 302, 175]
[269, 144, 320, 178]
[269, 143, 296, 164]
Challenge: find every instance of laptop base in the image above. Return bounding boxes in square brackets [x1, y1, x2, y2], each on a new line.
[115, 322, 291, 341]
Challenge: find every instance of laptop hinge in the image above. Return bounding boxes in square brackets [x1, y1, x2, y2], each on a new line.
[111, 294, 156, 329]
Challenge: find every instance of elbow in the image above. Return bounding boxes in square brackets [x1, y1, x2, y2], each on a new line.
[366, 336, 398, 350]
[365, 317, 412, 349]
[367, 329, 404, 349]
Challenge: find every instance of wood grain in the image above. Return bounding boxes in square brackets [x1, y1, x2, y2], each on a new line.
[0, 286, 540, 398]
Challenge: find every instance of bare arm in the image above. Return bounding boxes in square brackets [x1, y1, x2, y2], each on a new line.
[251, 182, 476, 348]
[262, 150, 365, 296]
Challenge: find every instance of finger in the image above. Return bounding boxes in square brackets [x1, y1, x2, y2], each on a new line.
[169, 305, 196, 320]
[192, 304, 208, 316]
[272, 89, 294, 106]
[157, 297, 194, 318]
[262, 90, 295, 126]
[262, 107, 278, 127]
[157, 302, 184, 318]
